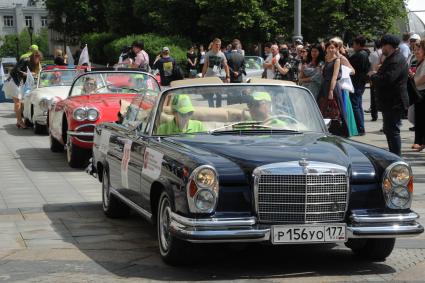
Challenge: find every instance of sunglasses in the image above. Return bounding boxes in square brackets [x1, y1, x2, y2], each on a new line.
[178, 112, 193, 118]
[249, 100, 267, 108]
[85, 82, 96, 87]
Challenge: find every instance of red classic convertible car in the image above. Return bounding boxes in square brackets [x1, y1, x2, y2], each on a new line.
[48, 70, 160, 168]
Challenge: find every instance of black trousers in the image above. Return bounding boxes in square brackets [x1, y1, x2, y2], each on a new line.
[414, 100, 425, 145]
[370, 83, 378, 120]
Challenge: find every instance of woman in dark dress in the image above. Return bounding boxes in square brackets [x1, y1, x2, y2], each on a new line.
[319, 41, 348, 137]
[186, 46, 197, 78]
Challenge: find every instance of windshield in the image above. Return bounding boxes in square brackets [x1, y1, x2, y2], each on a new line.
[153, 85, 324, 136]
[38, 69, 77, 88]
[245, 56, 263, 70]
[69, 71, 160, 97]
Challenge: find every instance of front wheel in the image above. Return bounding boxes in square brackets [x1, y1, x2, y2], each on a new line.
[157, 191, 189, 265]
[34, 122, 47, 135]
[102, 169, 130, 218]
[346, 238, 395, 261]
[50, 133, 64, 152]
[66, 135, 90, 168]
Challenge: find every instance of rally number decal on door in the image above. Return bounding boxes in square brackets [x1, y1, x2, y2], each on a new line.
[121, 140, 132, 188]
[142, 148, 163, 180]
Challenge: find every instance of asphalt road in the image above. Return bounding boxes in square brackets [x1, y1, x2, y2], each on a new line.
[0, 91, 425, 282]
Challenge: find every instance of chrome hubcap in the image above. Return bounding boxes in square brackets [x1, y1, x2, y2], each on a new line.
[159, 198, 171, 252]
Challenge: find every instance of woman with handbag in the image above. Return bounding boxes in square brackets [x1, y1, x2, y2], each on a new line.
[318, 41, 348, 137]
[413, 39, 425, 151]
[8, 51, 41, 129]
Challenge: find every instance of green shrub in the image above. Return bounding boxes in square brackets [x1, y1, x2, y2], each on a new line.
[0, 28, 49, 59]
[103, 33, 191, 66]
[81, 32, 119, 65]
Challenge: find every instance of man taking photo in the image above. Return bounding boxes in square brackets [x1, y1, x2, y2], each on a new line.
[369, 35, 409, 156]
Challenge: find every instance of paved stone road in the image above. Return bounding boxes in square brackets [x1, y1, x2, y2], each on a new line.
[0, 92, 425, 282]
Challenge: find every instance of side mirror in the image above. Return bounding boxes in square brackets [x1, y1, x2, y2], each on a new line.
[324, 118, 331, 129]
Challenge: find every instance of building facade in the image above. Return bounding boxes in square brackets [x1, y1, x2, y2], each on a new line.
[0, 0, 48, 37]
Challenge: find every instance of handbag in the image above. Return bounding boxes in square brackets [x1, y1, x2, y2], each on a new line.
[340, 65, 354, 93]
[407, 76, 423, 105]
[319, 97, 341, 120]
[2, 78, 20, 99]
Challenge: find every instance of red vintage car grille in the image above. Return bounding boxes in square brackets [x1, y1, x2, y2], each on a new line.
[74, 124, 95, 142]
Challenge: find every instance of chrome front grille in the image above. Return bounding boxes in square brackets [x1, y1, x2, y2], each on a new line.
[254, 161, 349, 224]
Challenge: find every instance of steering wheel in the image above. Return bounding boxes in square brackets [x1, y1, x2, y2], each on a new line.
[262, 114, 301, 130]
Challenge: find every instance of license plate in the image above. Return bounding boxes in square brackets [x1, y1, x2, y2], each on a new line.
[272, 224, 346, 244]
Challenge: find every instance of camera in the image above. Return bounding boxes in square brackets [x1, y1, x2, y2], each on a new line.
[278, 51, 299, 82]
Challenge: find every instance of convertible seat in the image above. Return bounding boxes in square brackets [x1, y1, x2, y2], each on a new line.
[248, 78, 296, 86]
[160, 105, 251, 131]
[170, 77, 223, 87]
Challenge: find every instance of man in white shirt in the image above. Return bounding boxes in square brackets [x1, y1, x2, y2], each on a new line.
[263, 45, 280, 79]
[399, 32, 411, 61]
[368, 39, 383, 121]
[131, 41, 150, 71]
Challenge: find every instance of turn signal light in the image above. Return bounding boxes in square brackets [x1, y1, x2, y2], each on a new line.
[408, 177, 414, 193]
[189, 180, 198, 197]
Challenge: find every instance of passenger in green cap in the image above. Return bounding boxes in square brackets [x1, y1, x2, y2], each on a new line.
[156, 94, 205, 135]
[248, 91, 286, 127]
[20, 45, 39, 60]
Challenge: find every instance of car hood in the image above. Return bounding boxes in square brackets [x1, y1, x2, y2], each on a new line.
[66, 93, 137, 109]
[30, 86, 70, 102]
[163, 132, 379, 184]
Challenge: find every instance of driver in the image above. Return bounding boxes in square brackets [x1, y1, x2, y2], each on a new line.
[81, 76, 97, 95]
[156, 94, 205, 135]
[131, 74, 148, 90]
[49, 71, 62, 86]
[40, 71, 61, 87]
[248, 91, 285, 127]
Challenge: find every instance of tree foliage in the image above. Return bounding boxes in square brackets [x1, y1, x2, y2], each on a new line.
[299, 0, 406, 42]
[46, 0, 406, 45]
[45, 0, 107, 38]
[0, 28, 49, 58]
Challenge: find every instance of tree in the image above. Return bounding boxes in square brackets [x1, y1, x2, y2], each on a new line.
[299, 0, 406, 43]
[195, 0, 288, 44]
[45, 0, 107, 38]
[0, 28, 49, 58]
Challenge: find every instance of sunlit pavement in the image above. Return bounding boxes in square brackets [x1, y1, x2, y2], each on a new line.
[0, 89, 424, 282]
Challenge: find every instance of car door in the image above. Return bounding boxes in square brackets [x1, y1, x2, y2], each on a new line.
[108, 92, 158, 208]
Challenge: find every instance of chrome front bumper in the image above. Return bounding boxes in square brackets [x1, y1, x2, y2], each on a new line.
[169, 211, 423, 243]
[34, 113, 48, 125]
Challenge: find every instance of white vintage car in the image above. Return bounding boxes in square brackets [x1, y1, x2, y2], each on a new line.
[23, 68, 78, 134]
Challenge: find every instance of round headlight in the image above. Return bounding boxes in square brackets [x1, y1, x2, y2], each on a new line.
[389, 164, 411, 186]
[87, 108, 99, 121]
[196, 168, 216, 187]
[195, 190, 215, 211]
[73, 108, 87, 121]
[39, 99, 49, 111]
[390, 186, 410, 208]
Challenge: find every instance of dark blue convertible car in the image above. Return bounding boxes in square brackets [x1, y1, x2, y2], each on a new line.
[89, 78, 423, 264]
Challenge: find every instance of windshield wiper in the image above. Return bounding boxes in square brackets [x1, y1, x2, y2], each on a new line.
[209, 121, 272, 133]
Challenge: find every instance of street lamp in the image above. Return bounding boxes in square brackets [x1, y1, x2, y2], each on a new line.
[15, 37, 19, 61]
[61, 13, 67, 52]
[27, 26, 33, 46]
[292, 0, 303, 43]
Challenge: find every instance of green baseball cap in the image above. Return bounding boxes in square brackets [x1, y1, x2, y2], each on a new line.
[171, 94, 194, 114]
[251, 91, 271, 102]
[30, 44, 39, 52]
